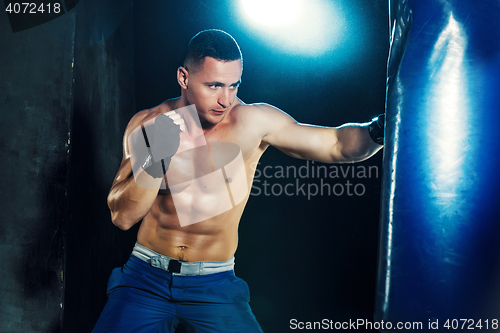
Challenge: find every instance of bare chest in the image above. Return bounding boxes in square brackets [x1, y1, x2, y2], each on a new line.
[158, 124, 262, 227]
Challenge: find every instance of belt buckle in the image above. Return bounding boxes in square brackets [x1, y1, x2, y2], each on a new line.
[167, 259, 182, 274]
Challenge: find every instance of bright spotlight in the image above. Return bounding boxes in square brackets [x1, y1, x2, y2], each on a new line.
[240, 0, 344, 56]
[241, 0, 302, 27]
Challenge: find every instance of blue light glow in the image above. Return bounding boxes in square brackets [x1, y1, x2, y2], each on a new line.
[241, 0, 302, 27]
[239, 0, 345, 56]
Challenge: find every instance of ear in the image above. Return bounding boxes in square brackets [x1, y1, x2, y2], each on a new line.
[177, 66, 189, 89]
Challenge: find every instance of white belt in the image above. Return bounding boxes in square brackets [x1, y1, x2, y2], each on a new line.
[131, 242, 235, 276]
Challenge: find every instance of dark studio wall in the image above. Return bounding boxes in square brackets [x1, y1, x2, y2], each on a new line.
[0, 4, 76, 332]
[0, 0, 136, 332]
[63, 0, 136, 332]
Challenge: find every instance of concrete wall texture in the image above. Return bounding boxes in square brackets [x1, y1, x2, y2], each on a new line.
[0, 1, 135, 331]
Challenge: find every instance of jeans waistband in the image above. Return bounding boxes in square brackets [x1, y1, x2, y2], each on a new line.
[131, 242, 235, 276]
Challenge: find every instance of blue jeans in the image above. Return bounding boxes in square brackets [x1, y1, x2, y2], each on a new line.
[92, 254, 263, 332]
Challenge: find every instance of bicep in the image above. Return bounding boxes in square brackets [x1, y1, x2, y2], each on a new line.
[255, 104, 342, 162]
[110, 113, 148, 192]
[264, 122, 342, 162]
[109, 136, 135, 195]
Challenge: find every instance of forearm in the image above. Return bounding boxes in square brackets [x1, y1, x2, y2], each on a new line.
[335, 123, 383, 162]
[107, 171, 163, 230]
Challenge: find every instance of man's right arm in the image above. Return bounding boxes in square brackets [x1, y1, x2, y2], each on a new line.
[107, 108, 184, 230]
[107, 111, 164, 230]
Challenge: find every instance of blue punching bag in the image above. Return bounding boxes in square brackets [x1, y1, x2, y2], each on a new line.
[375, 0, 500, 331]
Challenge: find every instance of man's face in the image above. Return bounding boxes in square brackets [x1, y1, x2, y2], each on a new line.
[182, 57, 242, 127]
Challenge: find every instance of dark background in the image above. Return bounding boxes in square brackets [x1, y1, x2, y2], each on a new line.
[0, 0, 389, 332]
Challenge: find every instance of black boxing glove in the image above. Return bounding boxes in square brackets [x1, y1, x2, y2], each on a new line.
[141, 114, 181, 178]
[368, 114, 385, 145]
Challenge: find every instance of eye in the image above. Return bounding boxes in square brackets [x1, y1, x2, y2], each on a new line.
[208, 84, 220, 89]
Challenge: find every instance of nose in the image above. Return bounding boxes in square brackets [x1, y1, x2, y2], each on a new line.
[218, 88, 232, 109]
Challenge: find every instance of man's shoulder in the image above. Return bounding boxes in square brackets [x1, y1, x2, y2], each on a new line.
[228, 102, 296, 141]
[233, 102, 274, 112]
[127, 99, 179, 132]
[231, 102, 281, 123]
[231, 102, 294, 127]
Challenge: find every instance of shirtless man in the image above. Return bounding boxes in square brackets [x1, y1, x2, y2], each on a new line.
[93, 29, 384, 333]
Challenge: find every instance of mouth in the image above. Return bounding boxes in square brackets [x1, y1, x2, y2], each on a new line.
[211, 109, 225, 116]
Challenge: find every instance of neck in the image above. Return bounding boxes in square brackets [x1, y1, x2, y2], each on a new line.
[175, 94, 190, 109]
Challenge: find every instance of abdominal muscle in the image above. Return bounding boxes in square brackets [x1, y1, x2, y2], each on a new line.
[136, 189, 249, 263]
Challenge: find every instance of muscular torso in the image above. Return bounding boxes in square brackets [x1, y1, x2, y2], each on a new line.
[135, 99, 267, 262]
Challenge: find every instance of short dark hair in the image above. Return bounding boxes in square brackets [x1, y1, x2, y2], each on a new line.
[183, 29, 242, 73]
